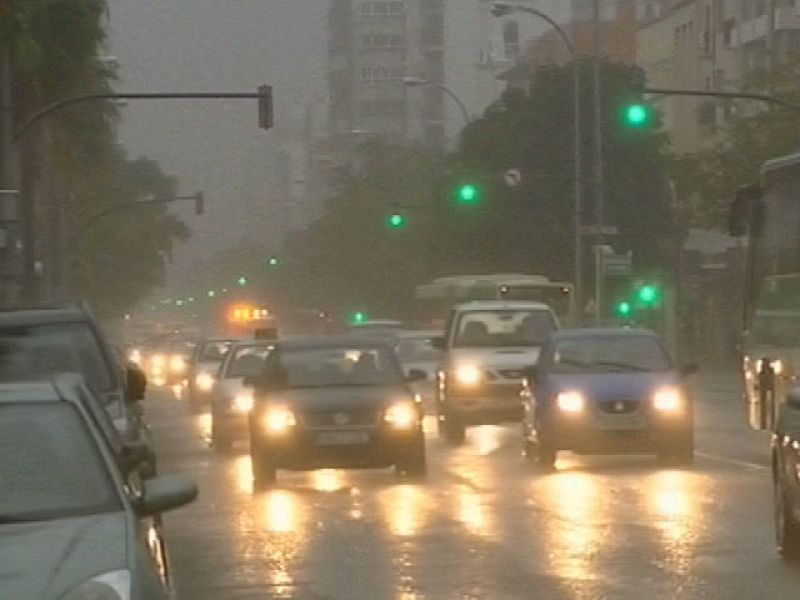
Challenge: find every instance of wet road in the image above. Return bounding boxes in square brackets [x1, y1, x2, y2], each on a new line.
[148, 374, 800, 599]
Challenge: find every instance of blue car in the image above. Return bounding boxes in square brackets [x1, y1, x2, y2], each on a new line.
[522, 328, 695, 468]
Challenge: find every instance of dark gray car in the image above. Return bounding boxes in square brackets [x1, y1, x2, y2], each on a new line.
[0, 380, 197, 600]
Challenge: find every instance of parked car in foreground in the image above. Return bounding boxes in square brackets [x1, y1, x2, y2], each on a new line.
[0, 380, 197, 600]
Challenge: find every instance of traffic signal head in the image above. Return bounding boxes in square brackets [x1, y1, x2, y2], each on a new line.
[635, 284, 661, 306]
[615, 301, 633, 318]
[350, 311, 368, 325]
[622, 103, 653, 129]
[266, 256, 281, 267]
[386, 212, 407, 229]
[237, 276, 249, 286]
[456, 183, 480, 205]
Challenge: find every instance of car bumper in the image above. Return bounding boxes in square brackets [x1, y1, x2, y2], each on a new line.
[541, 412, 692, 453]
[252, 427, 424, 470]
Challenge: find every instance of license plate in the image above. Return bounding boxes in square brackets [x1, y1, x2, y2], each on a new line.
[596, 414, 645, 431]
[316, 431, 370, 445]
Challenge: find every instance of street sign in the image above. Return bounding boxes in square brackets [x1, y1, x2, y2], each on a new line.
[581, 224, 619, 236]
[504, 168, 522, 187]
[603, 253, 633, 276]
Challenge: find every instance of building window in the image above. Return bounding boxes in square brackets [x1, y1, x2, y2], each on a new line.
[361, 1, 405, 16]
[723, 18, 735, 48]
[503, 20, 520, 59]
[360, 64, 406, 83]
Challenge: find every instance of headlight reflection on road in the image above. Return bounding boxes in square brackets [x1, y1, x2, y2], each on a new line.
[539, 472, 603, 585]
[472, 425, 504, 456]
[232, 455, 253, 494]
[646, 470, 701, 575]
[455, 487, 495, 537]
[312, 469, 346, 493]
[380, 485, 431, 537]
[264, 490, 299, 533]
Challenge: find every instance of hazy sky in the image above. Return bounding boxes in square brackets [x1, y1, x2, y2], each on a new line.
[107, 0, 329, 292]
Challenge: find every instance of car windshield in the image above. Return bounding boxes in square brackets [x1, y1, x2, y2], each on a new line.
[0, 323, 114, 394]
[549, 335, 671, 374]
[226, 345, 272, 378]
[268, 346, 403, 388]
[0, 403, 121, 523]
[199, 341, 232, 362]
[453, 310, 556, 348]
[396, 337, 441, 362]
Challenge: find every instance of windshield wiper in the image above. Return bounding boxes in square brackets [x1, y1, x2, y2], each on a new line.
[593, 361, 653, 372]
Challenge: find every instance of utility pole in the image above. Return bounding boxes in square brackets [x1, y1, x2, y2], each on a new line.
[766, 0, 777, 92]
[592, 0, 605, 323]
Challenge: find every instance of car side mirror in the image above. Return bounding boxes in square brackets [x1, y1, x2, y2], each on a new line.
[407, 369, 427, 382]
[126, 366, 147, 403]
[138, 475, 198, 515]
[679, 363, 699, 377]
[431, 337, 445, 351]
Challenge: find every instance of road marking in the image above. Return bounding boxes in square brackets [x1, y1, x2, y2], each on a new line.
[696, 451, 769, 471]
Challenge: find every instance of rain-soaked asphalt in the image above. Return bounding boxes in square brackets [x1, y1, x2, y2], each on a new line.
[149, 374, 800, 599]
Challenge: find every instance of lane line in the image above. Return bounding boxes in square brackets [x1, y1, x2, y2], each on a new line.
[696, 451, 769, 471]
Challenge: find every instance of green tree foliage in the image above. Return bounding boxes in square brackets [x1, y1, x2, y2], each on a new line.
[270, 61, 674, 318]
[2, 0, 188, 315]
[672, 58, 800, 229]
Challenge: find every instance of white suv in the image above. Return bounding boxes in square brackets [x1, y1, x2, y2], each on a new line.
[434, 301, 559, 445]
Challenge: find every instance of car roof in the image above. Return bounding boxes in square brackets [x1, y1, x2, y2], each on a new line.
[549, 327, 660, 340]
[452, 300, 553, 311]
[272, 336, 394, 351]
[0, 305, 90, 327]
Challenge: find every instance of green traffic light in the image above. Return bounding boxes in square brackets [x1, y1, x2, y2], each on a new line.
[457, 183, 480, 205]
[267, 256, 281, 267]
[636, 284, 660, 305]
[615, 301, 632, 318]
[207, 290, 216, 298]
[624, 103, 651, 128]
[237, 276, 249, 286]
[386, 213, 407, 229]
[350, 311, 368, 325]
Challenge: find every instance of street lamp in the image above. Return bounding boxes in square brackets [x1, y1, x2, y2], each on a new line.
[402, 76, 471, 126]
[490, 1, 584, 312]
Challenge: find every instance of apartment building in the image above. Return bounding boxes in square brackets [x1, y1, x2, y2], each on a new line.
[637, 0, 800, 153]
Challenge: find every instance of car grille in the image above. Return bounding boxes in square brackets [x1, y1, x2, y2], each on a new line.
[598, 399, 640, 415]
[301, 409, 379, 428]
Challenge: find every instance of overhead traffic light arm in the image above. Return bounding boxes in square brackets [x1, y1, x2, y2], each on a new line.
[642, 87, 800, 113]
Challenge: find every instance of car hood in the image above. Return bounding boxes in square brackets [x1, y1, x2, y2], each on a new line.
[547, 371, 680, 400]
[195, 361, 221, 374]
[0, 512, 127, 600]
[446, 347, 541, 369]
[269, 385, 413, 411]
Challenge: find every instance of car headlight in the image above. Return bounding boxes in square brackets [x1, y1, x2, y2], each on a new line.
[556, 391, 585, 413]
[384, 401, 418, 429]
[60, 569, 130, 600]
[653, 387, 684, 413]
[262, 406, 297, 433]
[232, 391, 254, 413]
[169, 355, 186, 373]
[196, 372, 215, 392]
[151, 354, 165, 368]
[454, 364, 482, 386]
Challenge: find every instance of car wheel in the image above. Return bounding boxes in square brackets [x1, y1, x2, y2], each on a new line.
[537, 442, 557, 469]
[440, 416, 466, 446]
[775, 471, 800, 560]
[396, 440, 427, 479]
[659, 431, 694, 466]
[249, 438, 276, 489]
[211, 419, 233, 453]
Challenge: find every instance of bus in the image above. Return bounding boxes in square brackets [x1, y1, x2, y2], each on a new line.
[413, 274, 576, 328]
[733, 151, 800, 430]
